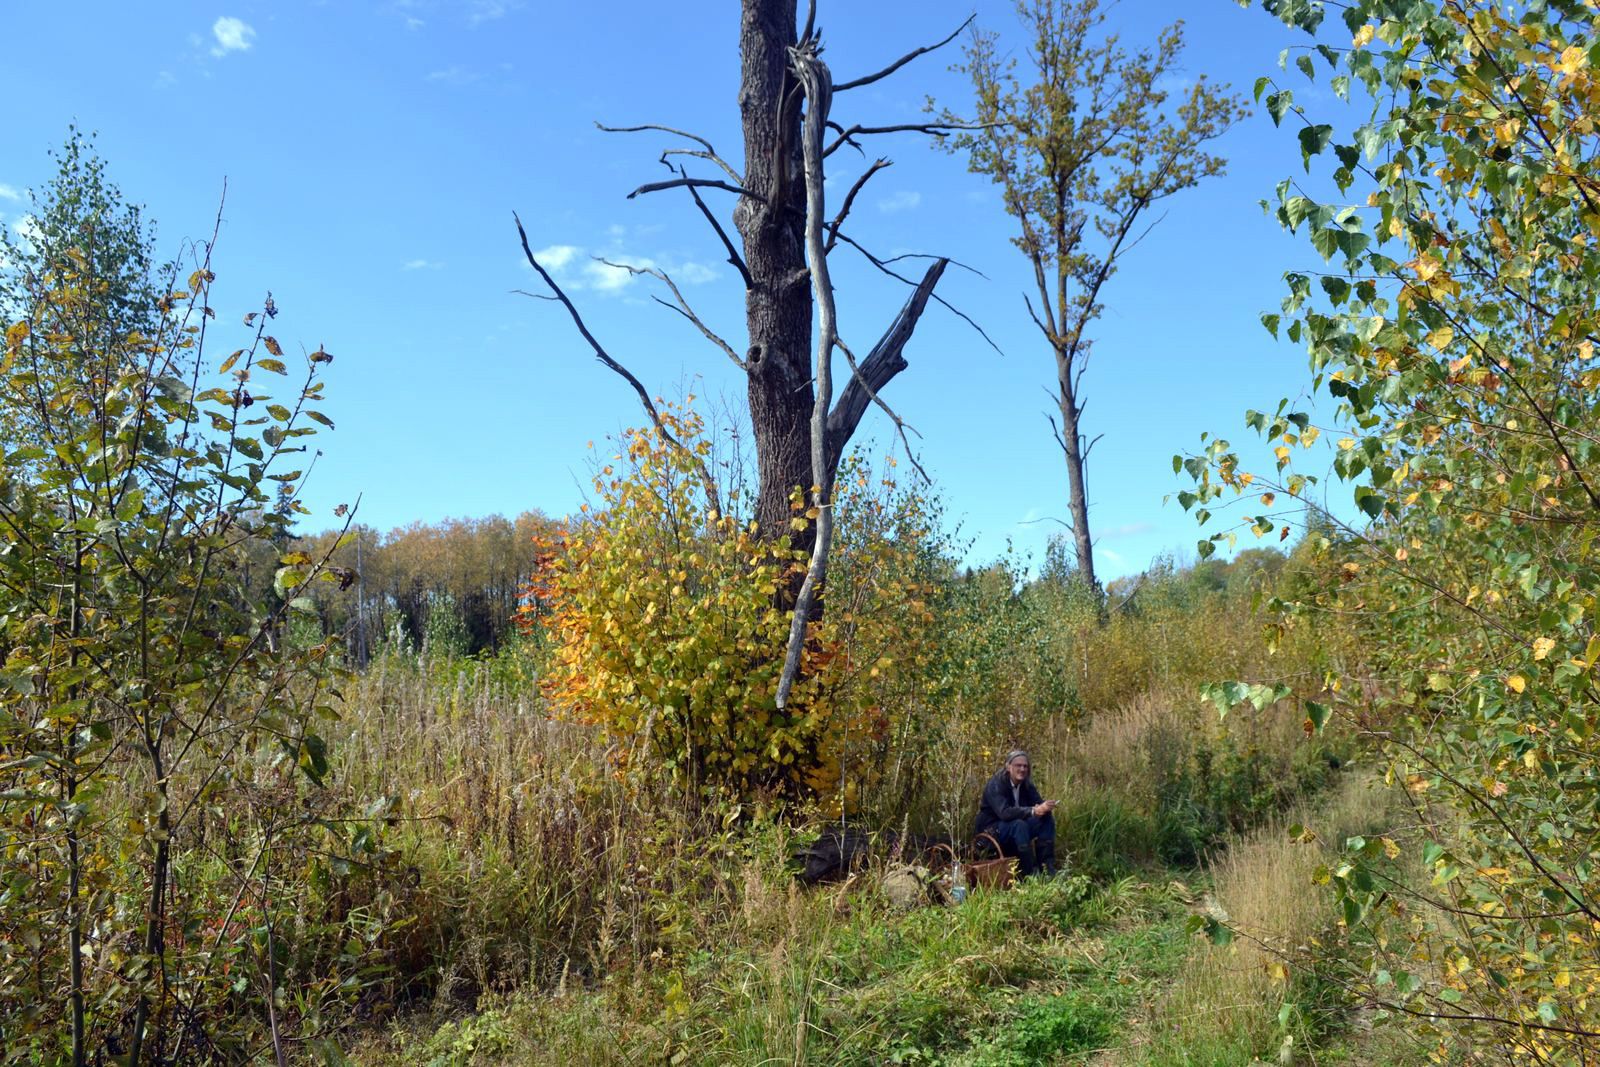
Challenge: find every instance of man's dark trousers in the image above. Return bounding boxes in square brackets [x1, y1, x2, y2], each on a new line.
[992, 812, 1056, 876]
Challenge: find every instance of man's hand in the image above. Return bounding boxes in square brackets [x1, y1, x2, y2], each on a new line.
[1032, 799, 1058, 817]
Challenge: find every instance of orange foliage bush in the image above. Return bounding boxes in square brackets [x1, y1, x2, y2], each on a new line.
[520, 405, 940, 806]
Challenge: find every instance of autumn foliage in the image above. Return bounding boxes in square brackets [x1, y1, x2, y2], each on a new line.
[522, 405, 940, 805]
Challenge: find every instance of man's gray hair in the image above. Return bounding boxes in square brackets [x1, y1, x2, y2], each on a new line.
[1003, 749, 1030, 768]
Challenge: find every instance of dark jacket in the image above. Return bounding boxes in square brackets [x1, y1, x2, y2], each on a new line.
[974, 768, 1043, 836]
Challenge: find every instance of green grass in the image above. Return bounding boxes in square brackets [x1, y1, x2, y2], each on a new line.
[361, 873, 1197, 1067]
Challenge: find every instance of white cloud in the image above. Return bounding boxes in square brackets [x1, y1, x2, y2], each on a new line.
[878, 190, 922, 213]
[468, 0, 520, 25]
[402, 258, 443, 271]
[426, 66, 479, 84]
[533, 244, 580, 271]
[674, 262, 717, 285]
[0, 185, 20, 203]
[524, 237, 714, 296]
[584, 258, 641, 292]
[211, 17, 256, 57]
[14, 214, 41, 243]
[405, 15, 424, 30]
[1099, 546, 1125, 565]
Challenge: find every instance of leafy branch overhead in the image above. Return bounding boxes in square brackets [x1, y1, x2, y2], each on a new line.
[1182, 0, 1600, 1056]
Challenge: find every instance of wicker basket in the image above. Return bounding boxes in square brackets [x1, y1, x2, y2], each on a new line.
[968, 832, 1015, 891]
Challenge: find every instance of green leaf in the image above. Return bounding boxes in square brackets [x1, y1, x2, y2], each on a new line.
[1306, 700, 1330, 732]
[1298, 124, 1333, 167]
[1266, 90, 1294, 126]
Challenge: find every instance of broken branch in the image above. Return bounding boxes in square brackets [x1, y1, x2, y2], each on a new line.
[514, 212, 723, 516]
[826, 258, 946, 478]
[627, 176, 757, 201]
[826, 158, 892, 254]
[595, 257, 745, 370]
[834, 15, 976, 92]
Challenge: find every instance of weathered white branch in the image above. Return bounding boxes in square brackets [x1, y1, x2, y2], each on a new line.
[777, 41, 835, 711]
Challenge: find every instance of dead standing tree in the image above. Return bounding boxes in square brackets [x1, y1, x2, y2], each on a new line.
[517, 0, 984, 709]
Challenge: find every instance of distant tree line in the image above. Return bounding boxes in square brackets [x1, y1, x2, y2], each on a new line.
[297, 511, 554, 659]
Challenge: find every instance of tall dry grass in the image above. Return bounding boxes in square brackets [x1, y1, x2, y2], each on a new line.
[328, 654, 774, 1009]
[1128, 772, 1405, 1064]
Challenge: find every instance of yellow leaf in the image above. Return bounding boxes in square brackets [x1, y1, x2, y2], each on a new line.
[1426, 326, 1454, 350]
[1532, 637, 1556, 661]
[1506, 674, 1527, 693]
[1560, 45, 1588, 76]
[1353, 23, 1375, 47]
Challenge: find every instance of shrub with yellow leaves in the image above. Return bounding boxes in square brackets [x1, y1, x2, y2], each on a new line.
[523, 405, 942, 807]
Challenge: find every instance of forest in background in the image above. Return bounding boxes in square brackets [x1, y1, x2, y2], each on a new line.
[5, 0, 1600, 1064]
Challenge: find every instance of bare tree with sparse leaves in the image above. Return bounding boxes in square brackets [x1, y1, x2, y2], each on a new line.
[937, 0, 1246, 593]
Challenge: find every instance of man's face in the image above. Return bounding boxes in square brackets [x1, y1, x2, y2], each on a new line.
[1007, 757, 1030, 785]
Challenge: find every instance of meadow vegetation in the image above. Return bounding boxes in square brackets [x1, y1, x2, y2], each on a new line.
[12, 0, 1600, 1063]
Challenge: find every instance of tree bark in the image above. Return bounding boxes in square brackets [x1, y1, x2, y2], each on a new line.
[1054, 345, 1097, 591]
[738, 0, 816, 544]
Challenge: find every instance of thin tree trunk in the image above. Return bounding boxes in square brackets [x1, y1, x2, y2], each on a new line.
[1054, 346, 1096, 591]
[67, 779, 84, 1067]
[127, 752, 169, 1067]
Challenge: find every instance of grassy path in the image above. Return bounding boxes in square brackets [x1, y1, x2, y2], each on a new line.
[360, 772, 1421, 1066]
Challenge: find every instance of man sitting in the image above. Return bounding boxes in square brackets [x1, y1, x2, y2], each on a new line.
[975, 750, 1058, 878]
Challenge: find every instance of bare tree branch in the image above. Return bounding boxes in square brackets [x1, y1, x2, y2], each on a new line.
[1046, 412, 1068, 455]
[827, 258, 947, 478]
[595, 257, 745, 370]
[880, 251, 988, 279]
[824, 119, 999, 158]
[778, 40, 834, 712]
[660, 148, 744, 185]
[627, 176, 757, 201]
[682, 173, 755, 290]
[833, 229, 1003, 355]
[596, 122, 744, 184]
[514, 212, 723, 516]
[1023, 292, 1059, 345]
[826, 158, 892, 253]
[834, 15, 976, 92]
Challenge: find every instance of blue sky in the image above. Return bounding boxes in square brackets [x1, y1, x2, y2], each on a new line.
[0, 1, 1353, 580]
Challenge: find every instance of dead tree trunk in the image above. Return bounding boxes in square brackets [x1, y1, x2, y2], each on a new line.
[738, 0, 816, 544]
[518, 0, 977, 711]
